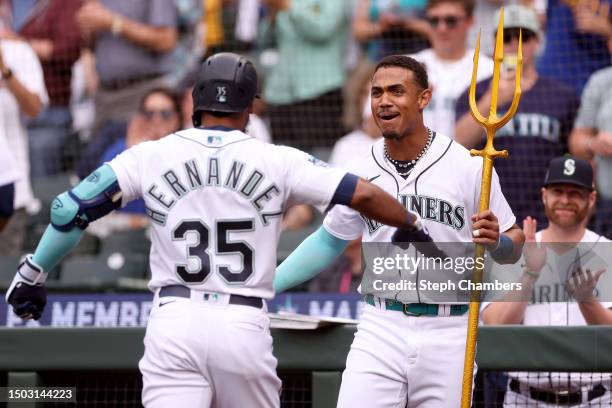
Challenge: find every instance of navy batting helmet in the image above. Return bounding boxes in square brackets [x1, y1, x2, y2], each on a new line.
[192, 53, 258, 122]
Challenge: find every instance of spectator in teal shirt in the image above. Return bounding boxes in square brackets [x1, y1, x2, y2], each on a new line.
[353, 0, 430, 62]
[258, 0, 351, 150]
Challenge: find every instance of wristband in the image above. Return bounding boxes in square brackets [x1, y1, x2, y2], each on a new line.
[490, 234, 513, 262]
[524, 268, 539, 279]
[17, 255, 48, 285]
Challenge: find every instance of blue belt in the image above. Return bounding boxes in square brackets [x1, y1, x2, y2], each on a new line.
[365, 295, 468, 316]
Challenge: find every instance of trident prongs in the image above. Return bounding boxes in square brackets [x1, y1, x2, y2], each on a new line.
[468, 7, 522, 161]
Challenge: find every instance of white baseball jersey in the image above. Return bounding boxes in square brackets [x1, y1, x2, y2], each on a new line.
[332, 133, 514, 408]
[324, 132, 515, 303]
[490, 229, 612, 392]
[410, 49, 494, 139]
[109, 127, 347, 299]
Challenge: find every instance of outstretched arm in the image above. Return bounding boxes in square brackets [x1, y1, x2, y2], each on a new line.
[6, 164, 124, 320]
[349, 177, 421, 230]
[32, 164, 123, 271]
[274, 227, 349, 293]
[275, 175, 429, 293]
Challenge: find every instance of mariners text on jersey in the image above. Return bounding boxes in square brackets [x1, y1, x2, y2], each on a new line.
[145, 156, 280, 226]
[323, 133, 515, 249]
[364, 193, 466, 234]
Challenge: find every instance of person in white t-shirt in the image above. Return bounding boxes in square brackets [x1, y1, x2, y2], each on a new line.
[0, 131, 18, 232]
[411, 0, 493, 139]
[483, 156, 612, 407]
[329, 96, 380, 168]
[0, 39, 48, 254]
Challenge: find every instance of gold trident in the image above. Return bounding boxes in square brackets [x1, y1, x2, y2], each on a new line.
[460, 8, 522, 408]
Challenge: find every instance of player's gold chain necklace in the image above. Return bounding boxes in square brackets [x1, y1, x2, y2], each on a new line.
[384, 128, 433, 176]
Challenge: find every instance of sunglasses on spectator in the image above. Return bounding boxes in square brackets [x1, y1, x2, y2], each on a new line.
[502, 28, 537, 44]
[426, 15, 465, 29]
[141, 109, 175, 120]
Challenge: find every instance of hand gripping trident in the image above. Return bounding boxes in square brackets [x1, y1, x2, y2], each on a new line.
[460, 8, 522, 408]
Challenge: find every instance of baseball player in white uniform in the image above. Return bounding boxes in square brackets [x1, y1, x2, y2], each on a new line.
[5, 53, 432, 408]
[274, 55, 525, 407]
[483, 156, 612, 407]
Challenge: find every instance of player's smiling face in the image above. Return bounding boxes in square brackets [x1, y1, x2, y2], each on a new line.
[542, 184, 595, 228]
[371, 67, 430, 139]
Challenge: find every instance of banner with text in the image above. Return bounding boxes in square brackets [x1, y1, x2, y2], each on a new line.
[0, 293, 363, 327]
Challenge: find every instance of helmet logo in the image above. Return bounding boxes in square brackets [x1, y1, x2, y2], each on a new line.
[216, 86, 227, 103]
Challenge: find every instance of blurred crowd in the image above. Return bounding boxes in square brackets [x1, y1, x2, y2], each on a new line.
[0, 0, 611, 292]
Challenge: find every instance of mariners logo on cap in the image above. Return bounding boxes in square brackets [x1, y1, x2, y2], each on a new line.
[216, 86, 227, 103]
[544, 156, 593, 191]
[563, 158, 576, 176]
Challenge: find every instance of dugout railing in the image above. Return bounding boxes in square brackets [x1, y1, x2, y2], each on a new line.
[1, 326, 612, 407]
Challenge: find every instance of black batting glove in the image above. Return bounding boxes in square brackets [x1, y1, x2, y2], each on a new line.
[6, 255, 48, 321]
[392, 213, 449, 259]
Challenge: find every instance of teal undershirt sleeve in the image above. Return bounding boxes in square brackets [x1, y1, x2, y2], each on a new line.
[32, 226, 85, 271]
[274, 226, 349, 293]
[31, 164, 120, 271]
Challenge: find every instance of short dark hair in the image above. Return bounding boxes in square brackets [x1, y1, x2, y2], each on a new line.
[426, 0, 475, 17]
[193, 110, 241, 127]
[374, 55, 429, 90]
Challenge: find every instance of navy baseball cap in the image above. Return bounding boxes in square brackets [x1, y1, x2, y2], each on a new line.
[543, 156, 594, 191]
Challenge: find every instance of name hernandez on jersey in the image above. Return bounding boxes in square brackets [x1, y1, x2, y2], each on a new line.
[144, 155, 282, 227]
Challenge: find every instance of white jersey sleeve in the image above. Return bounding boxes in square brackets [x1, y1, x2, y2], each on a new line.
[279, 146, 348, 211]
[322, 155, 370, 241]
[323, 204, 363, 240]
[107, 142, 146, 206]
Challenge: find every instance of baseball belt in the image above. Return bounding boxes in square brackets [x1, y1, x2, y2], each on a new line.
[159, 285, 263, 309]
[510, 379, 607, 405]
[365, 295, 468, 316]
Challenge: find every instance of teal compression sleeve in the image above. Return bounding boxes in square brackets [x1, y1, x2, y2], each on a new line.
[31, 164, 121, 271]
[274, 226, 349, 293]
[32, 226, 84, 271]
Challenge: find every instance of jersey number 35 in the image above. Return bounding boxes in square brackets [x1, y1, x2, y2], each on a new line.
[172, 219, 254, 284]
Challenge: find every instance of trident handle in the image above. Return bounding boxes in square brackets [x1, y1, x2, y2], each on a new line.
[460, 7, 522, 408]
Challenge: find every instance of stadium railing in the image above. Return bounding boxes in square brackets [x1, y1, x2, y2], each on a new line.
[1, 326, 612, 407]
